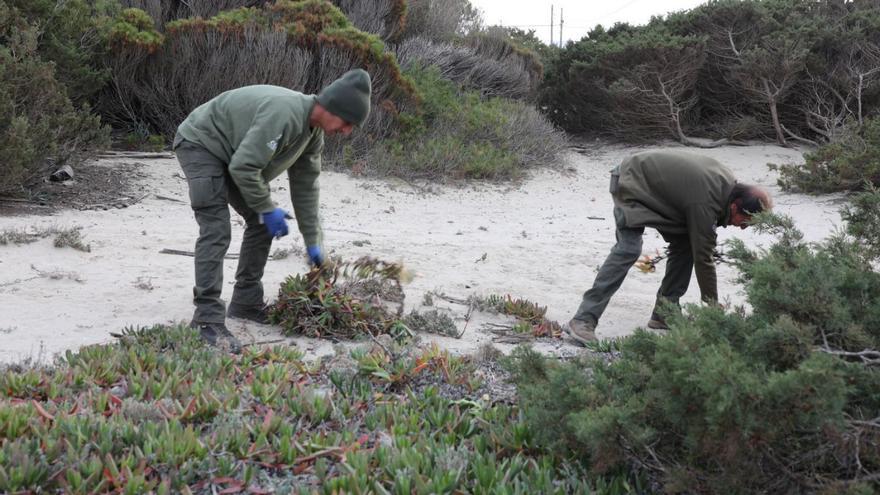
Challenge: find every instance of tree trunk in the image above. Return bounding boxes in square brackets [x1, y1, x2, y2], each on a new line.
[665, 87, 731, 148]
[764, 79, 787, 146]
[858, 73, 864, 127]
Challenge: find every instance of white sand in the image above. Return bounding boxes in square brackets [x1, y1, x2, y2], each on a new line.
[0, 143, 845, 364]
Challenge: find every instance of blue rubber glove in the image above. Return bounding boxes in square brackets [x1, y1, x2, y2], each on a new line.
[261, 208, 289, 238]
[307, 245, 324, 267]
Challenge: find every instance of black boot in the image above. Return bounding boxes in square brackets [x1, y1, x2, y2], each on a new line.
[227, 302, 271, 324]
[646, 312, 669, 330]
[190, 320, 242, 354]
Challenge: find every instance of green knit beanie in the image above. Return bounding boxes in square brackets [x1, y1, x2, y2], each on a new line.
[316, 69, 372, 127]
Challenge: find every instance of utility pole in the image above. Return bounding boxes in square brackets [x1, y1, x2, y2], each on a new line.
[559, 8, 564, 47]
[550, 5, 554, 47]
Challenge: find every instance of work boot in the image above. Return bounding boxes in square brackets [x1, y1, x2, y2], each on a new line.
[190, 320, 242, 354]
[566, 318, 598, 346]
[646, 312, 669, 330]
[227, 302, 271, 324]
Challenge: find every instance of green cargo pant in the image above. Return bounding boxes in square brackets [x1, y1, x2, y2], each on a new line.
[573, 205, 644, 324]
[573, 170, 692, 324]
[175, 139, 274, 324]
[654, 231, 694, 318]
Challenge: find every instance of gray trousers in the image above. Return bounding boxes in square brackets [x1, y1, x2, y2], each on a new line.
[573, 174, 693, 324]
[176, 140, 274, 323]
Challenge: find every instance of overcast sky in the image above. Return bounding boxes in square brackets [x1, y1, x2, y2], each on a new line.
[469, 0, 708, 45]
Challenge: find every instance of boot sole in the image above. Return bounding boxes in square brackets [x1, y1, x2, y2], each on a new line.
[646, 320, 669, 330]
[227, 307, 270, 325]
[565, 328, 598, 346]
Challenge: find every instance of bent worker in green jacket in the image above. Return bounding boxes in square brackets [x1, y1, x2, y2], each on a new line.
[173, 69, 372, 351]
[567, 149, 772, 345]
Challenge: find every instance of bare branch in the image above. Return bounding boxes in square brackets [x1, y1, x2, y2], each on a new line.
[818, 346, 880, 365]
[727, 29, 741, 58]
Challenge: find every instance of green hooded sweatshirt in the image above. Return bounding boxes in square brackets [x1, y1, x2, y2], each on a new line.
[613, 150, 735, 302]
[175, 85, 323, 246]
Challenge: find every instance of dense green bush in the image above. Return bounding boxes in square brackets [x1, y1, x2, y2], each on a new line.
[547, 26, 708, 143]
[365, 66, 567, 181]
[843, 184, 880, 259]
[3, 0, 117, 103]
[509, 205, 880, 492]
[0, 1, 109, 196]
[542, 0, 880, 146]
[776, 117, 880, 192]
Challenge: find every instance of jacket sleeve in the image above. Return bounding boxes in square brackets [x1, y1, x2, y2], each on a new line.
[228, 102, 299, 213]
[287, 132, 323, 247]
[685, 204, 720, 303]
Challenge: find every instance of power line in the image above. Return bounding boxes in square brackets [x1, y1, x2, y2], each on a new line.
[494, 23, 593, 29]
[498, 0, 644, 30]
[592, 0, 643, 22]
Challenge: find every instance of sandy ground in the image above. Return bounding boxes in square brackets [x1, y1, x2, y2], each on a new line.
[0, 143, 846, 364]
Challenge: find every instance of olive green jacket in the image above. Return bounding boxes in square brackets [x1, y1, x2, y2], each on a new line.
[175, 85, 323, 246]
[613, 150, 735, 302]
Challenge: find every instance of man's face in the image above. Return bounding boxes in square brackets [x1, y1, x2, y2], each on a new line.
[320, 112, 354, 136]
[730, 203, 751, 229]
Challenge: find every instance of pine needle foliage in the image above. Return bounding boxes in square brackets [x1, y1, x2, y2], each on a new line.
[542, 0, 880, 147]
[0, 0, 109, 196]
[776, 117, 880, 193]
[509, 206, 880, 493]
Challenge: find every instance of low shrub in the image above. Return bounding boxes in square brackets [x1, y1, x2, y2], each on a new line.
[776, 118, 880, 193]
[100, 1, 416, 142]
[472, 294, 563, 339]
[463, 27, 544, 99]
[395, 36, 539, 100]
[331, 0, 407, 42]
[403, 309, 461, 337]
[365, 66, 567, 181]
[0, 226, 90, 252]
[122, 131, 166, 152]
[399, 0, 480, 42]
[509, 208, 880, 492]
[117, 0, 263, 27]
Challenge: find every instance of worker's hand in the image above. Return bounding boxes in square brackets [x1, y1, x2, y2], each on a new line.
[261, 208, 289, 238]
[306, 245, 324, 267]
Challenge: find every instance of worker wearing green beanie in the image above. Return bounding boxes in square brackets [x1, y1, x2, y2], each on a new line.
[317, 68, 372, 127]
[173, 69, 372, 351]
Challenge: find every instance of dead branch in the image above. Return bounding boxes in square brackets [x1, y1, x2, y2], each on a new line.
[161, 248, 240, 260]
[154, 194, 187, 203]
[96, 152, 175, 159]
[781, 124, 820, 148]
[818, 346, 880, 365]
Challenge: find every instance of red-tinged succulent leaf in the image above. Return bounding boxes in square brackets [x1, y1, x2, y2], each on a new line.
[32, 400, 55, 421]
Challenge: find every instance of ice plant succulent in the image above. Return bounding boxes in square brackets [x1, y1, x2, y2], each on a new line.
[0, 324, 616, 493]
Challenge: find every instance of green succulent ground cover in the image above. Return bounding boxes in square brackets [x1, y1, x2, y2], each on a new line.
[0, 325, 634, 494]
